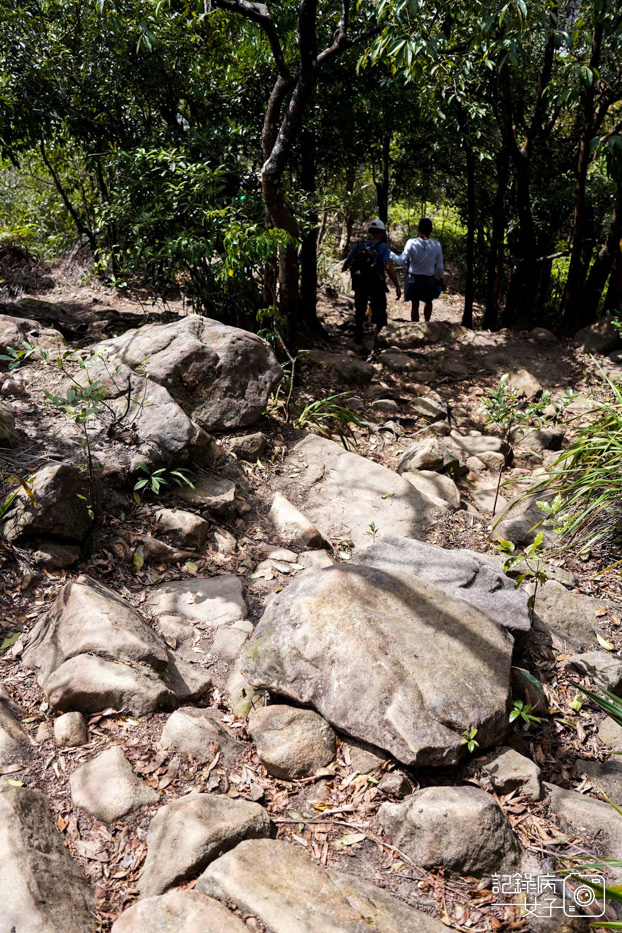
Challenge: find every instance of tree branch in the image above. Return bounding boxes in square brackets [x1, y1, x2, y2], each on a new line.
[211, 0, 291, 78]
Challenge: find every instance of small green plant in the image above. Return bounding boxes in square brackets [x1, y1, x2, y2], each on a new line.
[295, 392, 365, 448]
[461, 727, 479, 753]
[366, 521, 379, 541]
[133, 462, 195, 500]
[509, 699, 542, 729]
[0, 341, 37, 370]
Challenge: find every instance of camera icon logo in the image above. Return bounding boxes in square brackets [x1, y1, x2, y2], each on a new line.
[562, 874, 606, 917]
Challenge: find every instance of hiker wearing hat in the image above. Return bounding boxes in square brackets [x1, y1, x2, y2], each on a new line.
[343, 219, 401, 344]
[390, 217, 444, 322]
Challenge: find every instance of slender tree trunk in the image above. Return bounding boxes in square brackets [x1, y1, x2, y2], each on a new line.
[559, 22, 604, 334]
[483, 148, 510, 331]
[462, 143, 476, 328]
[40, 141, 97, 253]
[605, 246, 622, 311]
[299, 124, 323, 334]
[374, 132, 391, 224]
[582, 182, 622, 320]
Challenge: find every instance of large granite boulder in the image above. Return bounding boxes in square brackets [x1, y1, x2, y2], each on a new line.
[90, 316, 282, 430]
[242, 550, 515, 766]
[22, 576, 210, 715]
[1, 461, 93, 545]
[274, 434, 438, 549]
[0, 784, 94, 933]
[196, 838, 448, 932]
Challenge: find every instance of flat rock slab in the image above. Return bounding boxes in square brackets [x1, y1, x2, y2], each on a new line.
[91, 316, 282, 430]
[146, 575, 246, 626]
[197, 838, 448, 932]
[243, 557, 514, 766]
[70, 745, 158, 821]
[546, 782, 622, 861]
[533, 581, 619, 650]
[276, 434, 436, 549]
[112, 890, 249, 933]
[0, 785, 94, 933]
[357, 536, 531, 632]
[176, 472, 236, 518]
[377, 319, 465, 349]
[139, 793, 270, 897]
[303, 350, 374, 384]
[403, 469, 460, 509]
[379, 785, 522, 876]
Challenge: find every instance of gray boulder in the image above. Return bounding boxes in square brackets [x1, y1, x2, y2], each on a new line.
[242, 557, 514, 766]
[576, 758, 622, 802]
[479, 746, 543, 799]
[248, 705, 336, 780]
[0, 784, 94, 933]
[575, 321, 621, 355]
[303, 350, 374, 385]
[510, 426, 564, 452]
[197, 838, 448, 932]
[376, 320, 464, 349]
[139, 793, 270, 897]
[357, 536, 531, 632]
[379, 786, 522, 876]
[176, 471, 236, 518]
[155, 508, 209, 548]
[54, 711, 87, 748]
[0, 686, 34, 769]
[0, 401, 17, 447]
[565, 651, 622, 693]
[112, 890, 248, 933]
[146, 574, 246, 626]
[532, 580, 618, 650]
[506, 368, 542, 399]
[22, 576, 209, 715]
[276, 434, 437, 549]
[159, 706, 240, 761]
[90, 316, 282, 430]
[0, 312, 64, 361]
[492, 495, 548, 547]
[70, 745, 158, 821]
[546, 782, 622, 861]
[444, 432, 512, 464]
[268, 492, 324, 548]
[599, 716, 622, 750]
[397, 437, 459, 474]
[1, 461, 93, 545]
[228, 431, 267, 461]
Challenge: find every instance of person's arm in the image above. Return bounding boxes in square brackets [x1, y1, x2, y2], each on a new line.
[389, 239, 411, 266]
[343, 244, 357, 272]
[385, 261, 401, 299]
[435, 242, 445, 280]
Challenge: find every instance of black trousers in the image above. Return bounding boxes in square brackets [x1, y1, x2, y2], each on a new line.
[353, 284, 387, 338]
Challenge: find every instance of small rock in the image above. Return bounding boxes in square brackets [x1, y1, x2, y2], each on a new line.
[212, 626, 249, 662]
[32, 541, 81, 570]
[379, 785, 522, 876]
[471, 487, 508, 516]
[477, 450, 506, 471]
[377, 770, 413, 797]
[575, 321, 621, 355]
[479, 746, 542, 799]
[1, 461, 93, 545]
[465, 455, 486, 472]
[229, 432, 267, 461]
[139, 793, 270, 897]
[506, 368, 542, 399]
[576, 758, 622, 802]
[212, 526, 237, 554]
[347, 741, 387, 774]
[376, 349, 418, 371]
[510, 426, 564, 451]
[445, 432, 512, 464]
[0, 401, 18, 447]
[410, 395, 447, 421]
[112, 890, 249, 932]
[403, 469, 460, 510]
[54, 711, 88, 748]
[0, 687, 34, 768]
[304, 350, 374, 385]
[70, 745, 158, 822]
[268, 492, 324, 549]
[134, 534, 194, 565]
[372, 398, 400, 413]
[155, 508, 209, 548]
[397, 437, 459, 474]
[160, 706, 239, 761]
[248, 705, 336, 780]
[177, 472, 236, 518]
[600, 716, 622, 749]
[298, 549, 335, 571]
[36, 721, 54, 744]
[530, 327, 558, 342]
[564, 651, 622, 694]
[492, 494, 548, 547]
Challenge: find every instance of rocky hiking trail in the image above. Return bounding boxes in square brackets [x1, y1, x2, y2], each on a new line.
[3, 279, 622, 932]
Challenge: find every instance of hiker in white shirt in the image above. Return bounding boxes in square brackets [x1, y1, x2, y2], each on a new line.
[390, 218, 444, 322]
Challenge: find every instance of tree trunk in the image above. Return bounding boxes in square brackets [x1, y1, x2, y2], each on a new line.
[583, 182, 622, 321]
[462, 143, 476, 328]
[374, 132, 391, 224]
[299, 124, 323, 335]
[559, 22, 604, 335]
[483, 148, 510, 331]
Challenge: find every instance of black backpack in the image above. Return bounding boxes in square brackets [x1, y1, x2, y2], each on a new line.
[349, 242, 382, 291]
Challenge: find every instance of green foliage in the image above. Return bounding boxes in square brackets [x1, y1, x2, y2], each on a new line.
[461, 727, 479, 753]
[133, 461, 195, 499]
[509, 699, 541, 728]
[294, 393, 365, 448]
[0, 341, 36, 370]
